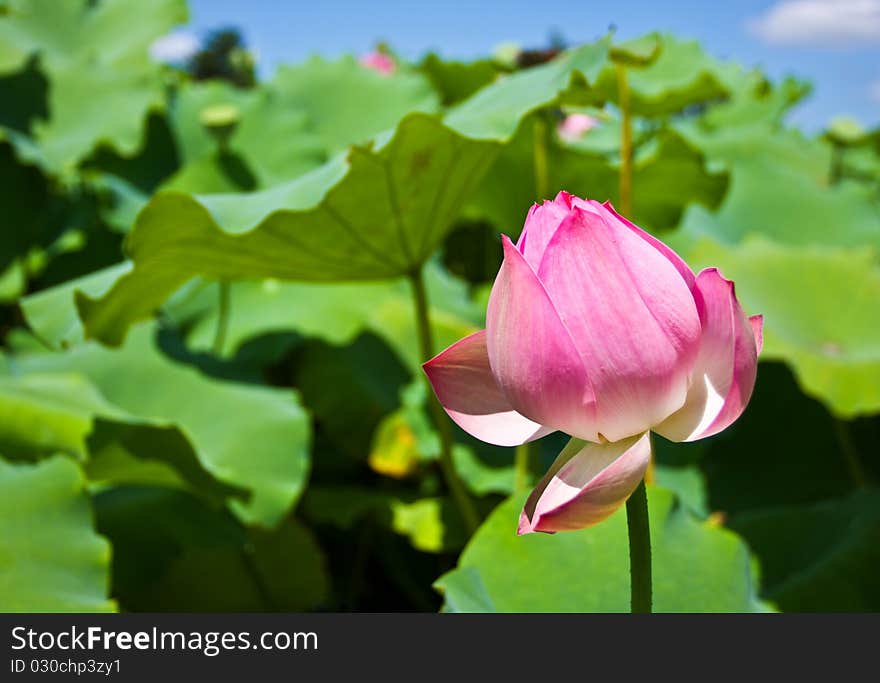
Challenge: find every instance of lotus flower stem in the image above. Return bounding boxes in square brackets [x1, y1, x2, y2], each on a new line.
[533, 117, 549, 200]
[213, 280, 231, 356]
[625, 478, 652, 613]
[615, 63, 633, 217]
[513, 442, 531, 492]
[409, 268, 480, 534]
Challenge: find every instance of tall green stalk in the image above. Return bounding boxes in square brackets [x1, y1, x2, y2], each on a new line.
[625, 478, 652, 613]
[615, 62, 634, 217]
[213, 280, 231, 356]
[409, 267, 480, 534]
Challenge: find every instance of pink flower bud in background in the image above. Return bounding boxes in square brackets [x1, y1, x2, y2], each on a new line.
[557, 113, 600, 142]
[423, 192, 763, 534]
[359, 51, 396, 75]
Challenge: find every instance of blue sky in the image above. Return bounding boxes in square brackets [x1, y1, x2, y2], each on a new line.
[186, 0, 880, 131]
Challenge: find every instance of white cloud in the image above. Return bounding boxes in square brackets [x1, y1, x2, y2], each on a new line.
[149, 31, 201, 64]
[748, 0, 880, 46]
[871, 79, 880, 102]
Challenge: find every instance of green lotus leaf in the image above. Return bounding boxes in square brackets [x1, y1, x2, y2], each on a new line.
[419, 53, 500, 106]
[686, 238, 880, 417]
[167, 81, 325, 188]
[674, 123, 880, 251]
[74, 42, 611, 346]
[95, 486, 328, 611]
[10, 323, 311, 526]
[0, 0, 187, 168]
[466, 119, 726, 236]
[731, 490, 880, 612]
[271, 55, 440, 153]
[0, 455, 115, 612]
[595, 34, 743, 117]
[610, 33, 662, 67]
[435, 486, 769, 612]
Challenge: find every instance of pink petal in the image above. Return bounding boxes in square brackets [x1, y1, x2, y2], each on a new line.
[655, 268, 761, 442]
[423, 330, 553, 447]
[486, 235, 600, 442]
[515, 191, 574, 271]
[518, 433, 651, 534]
[593, 200, 696, 290]
[535, 206, 701, 442]
[750, 315, 764, 354]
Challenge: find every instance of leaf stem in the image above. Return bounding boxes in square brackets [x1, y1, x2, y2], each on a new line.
[829, 142, 844, 186]
[615, 62, 634, 217]
[213, 280, 231, 356]
[625, 478, 652, 613]
[409, 267, 480, 534]
[533, 117, 549, 201]
[833, 418, 869, 488]
[514, 442, 531, 492]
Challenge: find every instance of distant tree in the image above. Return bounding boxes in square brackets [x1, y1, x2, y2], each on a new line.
[186, 28, 256, 88]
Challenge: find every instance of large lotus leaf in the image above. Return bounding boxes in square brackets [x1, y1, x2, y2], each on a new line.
[730, 491, 880, 612]
[10, 323, 311, 527]
[295, 334, 410, 463]
[75, 42, 611, 346]
[0, 350, 252, 504]
[465, 119, 725, 235]
[20, 262, 131, 349]
[84, 112, 181, 233]
[674, 123, 880, 251]
[182, 263, 481, 371]
[160, 150, 259, 195]
[701, 74, 811, 129]
[0, 0, 186, 73]
[0, 0, 186, 167]
[444, 40, 608, 140]
[609, 33, 662, 68]
[21, 258, 481, 367]
[0, 455, 115, 612]
[36, 62, 165, 170]
[167, 81, 325, 187]
[0, 372, 120, 459]
[435, 487, 768, 612]
[594, 35, 743, 117]
[418, 54, 500, 106]
[95, 486, 328, 611]
[692, 363, 880, 613]
[271, 56, 440, 153]
[75, 115, 498, 345]
[685, 238, 880, 417]
[697, 362, 861, 514]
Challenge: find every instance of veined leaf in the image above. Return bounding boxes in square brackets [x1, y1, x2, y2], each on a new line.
[75, 41, 610, 346]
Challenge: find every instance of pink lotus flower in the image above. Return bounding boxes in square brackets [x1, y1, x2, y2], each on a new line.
[557, 113, 600, 142]
[423, 192, 763, 534]
[359, 51, 396, 75]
